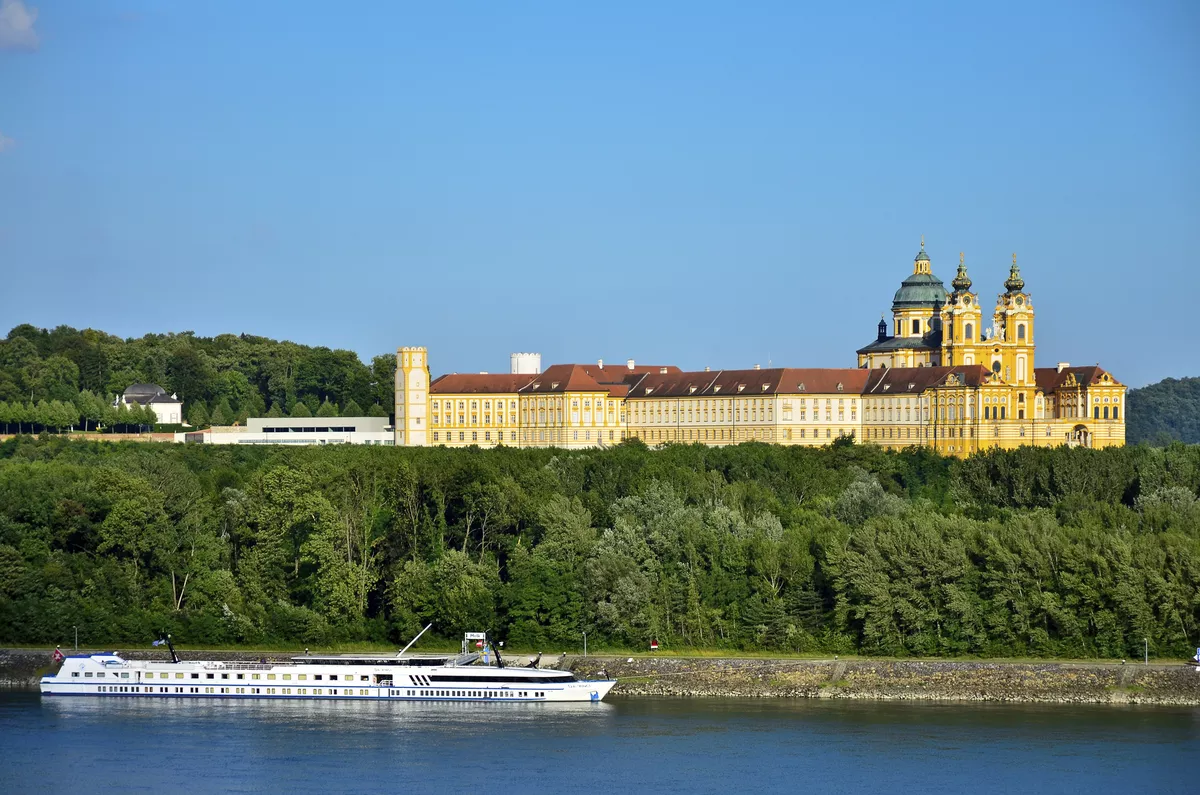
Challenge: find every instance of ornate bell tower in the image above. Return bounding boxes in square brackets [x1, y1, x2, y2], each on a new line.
[940, 252, 983, 366]
[989, 255, 1036, 388]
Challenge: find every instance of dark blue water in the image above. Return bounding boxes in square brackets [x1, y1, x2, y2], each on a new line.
[1, 693, 1195, 793]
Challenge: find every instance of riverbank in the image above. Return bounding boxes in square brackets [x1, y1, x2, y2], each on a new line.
[5, 648, 1198, 704]
[571, 655, 1200, 705]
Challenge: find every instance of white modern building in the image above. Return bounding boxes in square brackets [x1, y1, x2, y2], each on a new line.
[118, 383, 184, 424]
[175, 416, 393, 446]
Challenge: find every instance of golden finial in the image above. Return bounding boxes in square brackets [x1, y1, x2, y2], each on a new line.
[1012, 252, 1017, 267]
[920, 234, 925, 248]
[960, 252, 964, 266]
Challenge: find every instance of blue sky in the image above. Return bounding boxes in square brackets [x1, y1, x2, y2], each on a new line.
[0, 1, 1196, 387]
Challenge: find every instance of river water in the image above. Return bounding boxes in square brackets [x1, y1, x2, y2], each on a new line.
[1, 692, 1195, 793]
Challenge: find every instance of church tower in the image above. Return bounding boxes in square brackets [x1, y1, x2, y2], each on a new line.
[394, 346, 430, 446]
[989, 255, 1036, 390]
[940, 252, 983, 366]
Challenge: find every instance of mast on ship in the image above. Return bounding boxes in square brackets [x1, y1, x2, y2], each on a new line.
[485, 630, 505, 669]
[154, 633, 180, 664]
[397, 623, 432, 657]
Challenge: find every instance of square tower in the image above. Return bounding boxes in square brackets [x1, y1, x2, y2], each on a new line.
[395, 347, 430, 446]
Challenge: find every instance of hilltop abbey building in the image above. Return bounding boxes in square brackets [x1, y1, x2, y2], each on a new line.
[395, 243, 1125, 456]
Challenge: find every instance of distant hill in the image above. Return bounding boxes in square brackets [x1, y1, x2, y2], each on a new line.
[1127, 376, 1200, 445]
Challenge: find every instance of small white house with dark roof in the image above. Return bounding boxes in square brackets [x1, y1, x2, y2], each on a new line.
[117, 383, 183, 424]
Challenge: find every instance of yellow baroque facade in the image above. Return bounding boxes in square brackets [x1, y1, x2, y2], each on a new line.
[395, 243, 1125, 456]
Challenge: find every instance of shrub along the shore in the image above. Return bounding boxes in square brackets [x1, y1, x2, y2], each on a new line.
[0, 436, 1197, 660]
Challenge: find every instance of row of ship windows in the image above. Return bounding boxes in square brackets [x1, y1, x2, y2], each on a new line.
[76, 671, 372, 681]
[101, 687, 370, 695]
[395, 690, 544, 698]
[93, 685, 545, 698]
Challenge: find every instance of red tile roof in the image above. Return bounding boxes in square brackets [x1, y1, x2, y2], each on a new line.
[624, 368, 870, 398]
[430, 373, 532, 394]
[1034, 365, 1120, 392]
[519, 364, 609, 394]
[862, 365, 990, 394]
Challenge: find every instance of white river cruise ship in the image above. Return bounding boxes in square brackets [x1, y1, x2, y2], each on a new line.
[40, 631, 616, 703]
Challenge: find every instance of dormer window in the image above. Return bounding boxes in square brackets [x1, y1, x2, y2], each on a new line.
[883, 384, 891, 391]
[713, 385, 722, 393]
[762, 384, 770, 391]
[688, 386, 697, 394]
[798, 383, 805, 391]
[837, 383, 844, 392]
[737, 385, 746, 393]
[908, 383, 915, 390]
[551, 382, 560, 389]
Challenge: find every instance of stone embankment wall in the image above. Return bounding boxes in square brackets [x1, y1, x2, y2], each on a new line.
[7, 648, 1199, 704]
[567, 656, 1200, 705]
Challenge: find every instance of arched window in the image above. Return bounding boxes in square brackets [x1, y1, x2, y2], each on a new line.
[912, 319, 921, 335]
[965, 323, 974, 341]
[1017, 324, 1026, 340]
[992, 361, 1001, 375]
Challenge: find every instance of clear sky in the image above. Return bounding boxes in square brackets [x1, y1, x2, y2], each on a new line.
[1, 1, 1196, 387]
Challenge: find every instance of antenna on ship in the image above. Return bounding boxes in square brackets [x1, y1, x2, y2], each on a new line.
[397, 623, 432, 657]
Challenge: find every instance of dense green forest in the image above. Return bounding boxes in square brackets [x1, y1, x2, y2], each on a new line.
[0, 324, 394, 430]
[1127, 377, 1200, 446]
[1, 436, 1198, 659]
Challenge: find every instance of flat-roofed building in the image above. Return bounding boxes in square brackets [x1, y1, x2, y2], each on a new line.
[176, 416, 393, 446]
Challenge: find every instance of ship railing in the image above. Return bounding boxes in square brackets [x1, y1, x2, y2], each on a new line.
[200, 662, 277, 671]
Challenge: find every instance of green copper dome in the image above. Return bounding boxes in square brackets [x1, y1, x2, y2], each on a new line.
[892, 272, 949, 310]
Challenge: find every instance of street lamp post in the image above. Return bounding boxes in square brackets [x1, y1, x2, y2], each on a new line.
[583, 632, 587, 658]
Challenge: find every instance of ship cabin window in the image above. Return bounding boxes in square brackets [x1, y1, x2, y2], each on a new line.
[344, 675, 353, 681]
[206, 673, 214, 679]
[314, 675, 322, 680]
[121, 672, 129, 679]
[221, 674, 229, 679]
[267, 674, 276, 680]
[175, 673, 184, 679]
[360, 675, 369, 682]
[252, 674, 260, 680]
[298, 674, 307, 681]
[84, 672, 92, 677]
[71, 672, 79, 677]
[236, 674, 244, 680]
[282, 674, 291, 680]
